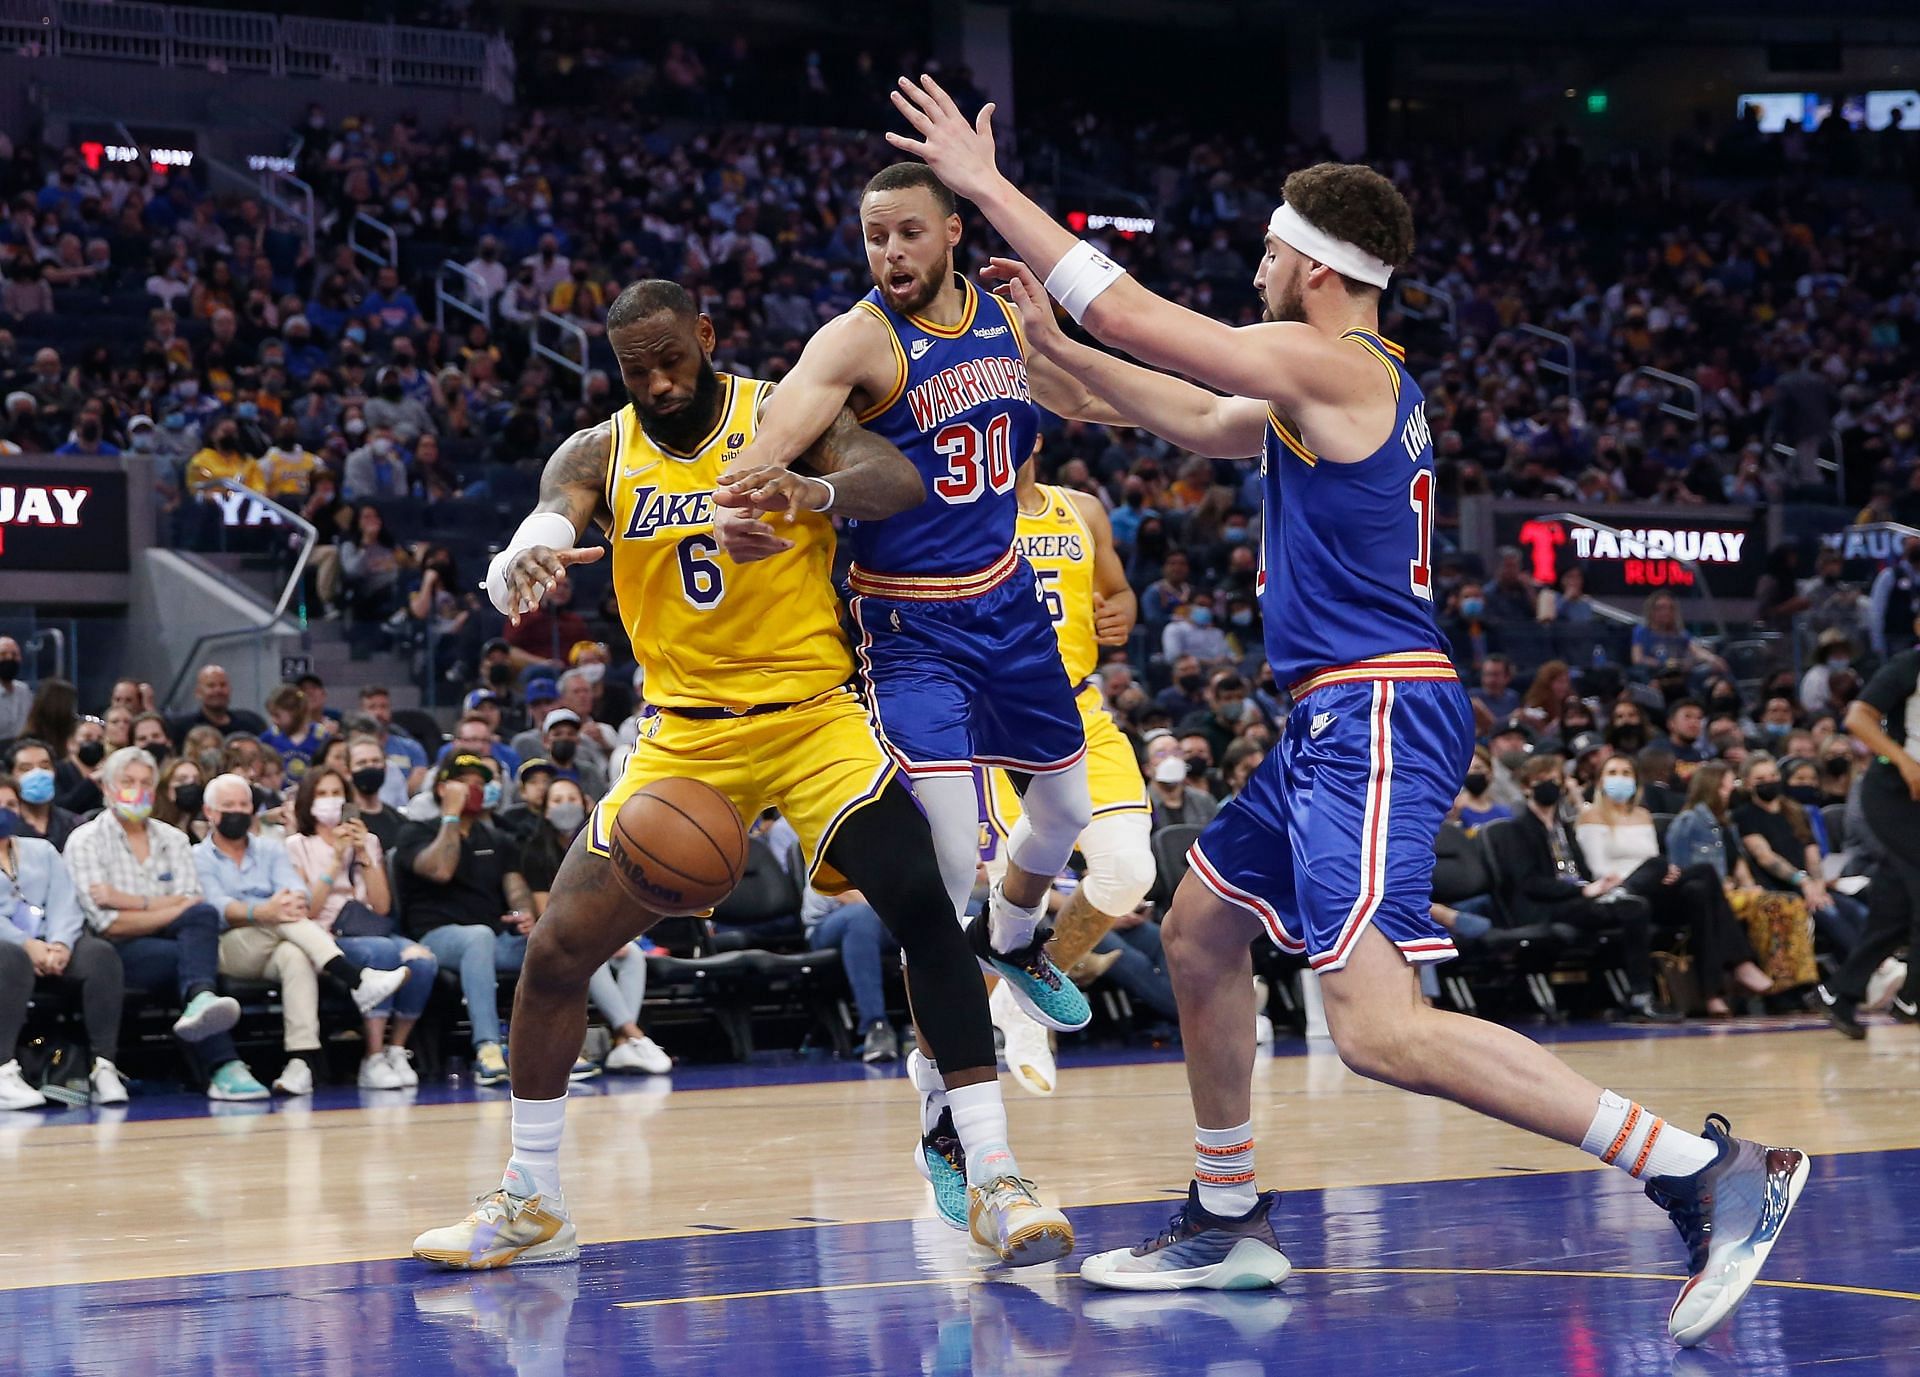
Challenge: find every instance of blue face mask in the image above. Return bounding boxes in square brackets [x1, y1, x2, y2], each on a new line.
[1189, 607, 1213, 628]
[346, 326, 368, 345]
[0, 806, 18, 839]
[1224, 526, 1249, 544]
[483, 780, 502, 810]
[1763, 721, 1791, 739]
[1461, 597, 1486, 619]
[18, 768, 54, 806]
[235, 402, 258, 420]
[1601, 776, 1638, 804]
[1230, 610, 1253, 628]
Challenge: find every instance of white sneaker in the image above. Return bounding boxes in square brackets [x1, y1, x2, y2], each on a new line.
[90, 1057, 129, 1106]
[606, 1035, 672, 1074]
[1866, 959, 1908, 1011]
[384, 1045, 420, 1087]
[358, 1052, 406, 1090]
[413, 1188, 580, 1270]
[990, 982, 1056, 1097]
[0, 1060, 46, 1111]
[352, 965, 410, 1015]
[272, 1058, 315, 1096]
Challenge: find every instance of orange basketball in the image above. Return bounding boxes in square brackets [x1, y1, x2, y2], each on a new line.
[606, 777, 748, 915]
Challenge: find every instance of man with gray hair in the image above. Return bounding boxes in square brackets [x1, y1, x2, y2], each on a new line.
[194, 773, 408, 1096]
[66, 748, 269, 1101]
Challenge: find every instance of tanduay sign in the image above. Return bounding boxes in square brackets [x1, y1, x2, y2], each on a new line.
[0, 483, 90, 556]
[1510, 514, 1760, 595]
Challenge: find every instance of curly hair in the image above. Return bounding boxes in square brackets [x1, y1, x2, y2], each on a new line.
[1279, 163, 1415, 292]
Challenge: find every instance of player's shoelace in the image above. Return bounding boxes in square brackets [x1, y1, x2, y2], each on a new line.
[1643, 1114, 1732, 1273]
[1134, 1206, 1199, 1255]
[980, 1174, 1045, 1212]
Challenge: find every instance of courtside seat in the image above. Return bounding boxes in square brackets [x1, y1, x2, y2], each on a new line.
[644, 948, 846, 1060]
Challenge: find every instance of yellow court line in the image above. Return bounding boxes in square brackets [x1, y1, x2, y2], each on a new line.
[616, 1267, 1920, 1311]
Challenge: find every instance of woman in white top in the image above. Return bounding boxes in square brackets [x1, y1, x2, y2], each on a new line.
[285, 767, 438, 1090]
[1577, 754, 1770, 1015]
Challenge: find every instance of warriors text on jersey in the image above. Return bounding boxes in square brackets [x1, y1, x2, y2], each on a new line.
[603, 371, 851, 708]
[1257, 328, 1455, 692]
[847, 275, 1039, 581]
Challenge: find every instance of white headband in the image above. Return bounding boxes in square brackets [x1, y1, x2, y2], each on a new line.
[1268, 203, 1393, 289]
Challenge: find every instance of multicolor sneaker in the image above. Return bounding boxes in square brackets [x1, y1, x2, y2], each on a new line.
[968, 1174, 1074, 1268]
[968, 917, 1090, 1032]
[1080, 1183, 1292, 1291]
[1643, 1114, 1810, 1346]
[473, 1042, 509, 1086]
[412, 1190, 580, 1270]
[913, 1105, 970, 1231]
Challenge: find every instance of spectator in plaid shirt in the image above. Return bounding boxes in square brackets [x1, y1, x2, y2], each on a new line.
[65, 747, 270, 1101]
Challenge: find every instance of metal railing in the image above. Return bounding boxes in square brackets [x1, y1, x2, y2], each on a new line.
[0, 1, 507, 93]
[1392, 278, 1456, 339]
[1518, 323, 1576, 400]
[260, 168, 316, 261]
[435, 259, 491, 333]
[24, 627, 69, 682]
[350, 211, 398, 270]
[1627, 366, 1704, 425]
[160, 480, 316, 711]
[532, 310, 590, 398]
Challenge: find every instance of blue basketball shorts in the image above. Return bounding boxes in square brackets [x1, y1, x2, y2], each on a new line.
[847, 555, 1086, 781]
[1189, 668, 1474, 972]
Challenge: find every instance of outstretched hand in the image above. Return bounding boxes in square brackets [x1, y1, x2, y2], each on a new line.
[715, 466, 831, 522]
[885, 76, 1002, 201]
[500, 544, 604, 623]
[982, 258, 1066, 356]
[711, 502, 796, 564]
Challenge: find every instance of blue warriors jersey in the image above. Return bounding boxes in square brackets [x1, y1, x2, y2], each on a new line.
[847, 276, 1038, 578]
[1258, 328, 1453, 688]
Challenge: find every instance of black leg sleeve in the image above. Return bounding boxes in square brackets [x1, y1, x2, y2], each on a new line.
[824, 780, 996, 1075]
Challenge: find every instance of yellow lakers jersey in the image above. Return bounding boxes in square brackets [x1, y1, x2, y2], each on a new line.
[604, 373, 853, 708]
[1013, 483, 1098, 685]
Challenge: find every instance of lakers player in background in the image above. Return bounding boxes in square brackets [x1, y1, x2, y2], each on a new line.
[413, 279, 1073, 1271]
[983, 452, 1152, 1095]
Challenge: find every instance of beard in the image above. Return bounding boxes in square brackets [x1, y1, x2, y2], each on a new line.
[1263, 269, 1307, 324]
[635, 355, 722, 452]
[876, 253, 950, 317]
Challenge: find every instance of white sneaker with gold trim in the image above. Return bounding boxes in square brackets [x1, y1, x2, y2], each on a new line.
[412, 1190, 580, 1270]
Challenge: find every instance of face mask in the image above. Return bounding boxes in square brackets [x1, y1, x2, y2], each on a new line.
[1530, 779, 1563, 809]
[1751, 780, 1782, 804]
[172, 782, 203, 815]
[547, 801, 585, 834]
[311, 796, 345, 827]
[0, 807, 17, 839]
[0, 658, 17, 682]
[178, 380, 199, 400]
[215, 810, 253, 841]
[488, 663, 513, 686]
[1224, 526, 1248, 544]
[77, 739, 105, 766]
[482, 780, 502, 811]
[132, 432, 156, 452]
[1464, 771, 1489, 796]
[139, 738, 170, 765]
[18, 768, 54, 806]
[1708, 697, 1740, 717]
[1601, 776, 1638, 804]
[1230, 610, 1253, 628]
[1460, 597, 1485, 618]
[346, 327, 368, 345]
[1786, 784, 1823, 806]
[345, 418, 367, 437]
[351, 766, 386, 797]
[235, 402, 258, 421]
[550, 738, 578, 764]
[577, 662, 606, 686]
[1763, 721, 1791, 739]
[1178, 673, 1204, 694]
[1152, 756, 1189, 786]
[1828, 658, 1850, 671]
[1189, 607, 1213, 628]
[1824, 756, 1851, 778]
[111, 786, 153, 822]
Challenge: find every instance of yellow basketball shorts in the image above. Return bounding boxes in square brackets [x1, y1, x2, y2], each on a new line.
[587, 687, 895, 894]
[985, 684, 1148, 840]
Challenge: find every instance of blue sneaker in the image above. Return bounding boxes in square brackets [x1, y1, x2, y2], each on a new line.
[172, 990, 241, 1043]
[1643, 1114, 1810, 1346]
[969, 918, 1090, 1032]
[1080, 1183, 1292, 1291]
[206, 1060, 270, 1102]
[912, 1105, 969, 1230]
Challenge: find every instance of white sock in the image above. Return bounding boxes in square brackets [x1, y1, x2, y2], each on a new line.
[503, 1093, 568, 1203]
[1194, 1120, 1258, 1216]
[1579, 1090, 1718, 1181]
[988, 881, 1046, 954]
[908, 1048, 948, 1135]
[946, 1080, 1016, 1185]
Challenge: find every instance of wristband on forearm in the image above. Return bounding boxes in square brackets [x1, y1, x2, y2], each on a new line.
[800, 473, 836, 512]
[483, 510, 578, 615]
[1044, 241, 1128, 326]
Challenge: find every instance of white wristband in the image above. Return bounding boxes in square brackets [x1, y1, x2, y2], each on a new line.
[1044, 240, 1127, 326]
[485, 510, 580, 615]
[802, 473, 836, 512]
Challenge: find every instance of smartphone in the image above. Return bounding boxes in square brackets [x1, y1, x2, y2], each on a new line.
[341, 801, 361, 824]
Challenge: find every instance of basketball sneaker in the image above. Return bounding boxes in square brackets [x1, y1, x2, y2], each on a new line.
[968, 1174, 1074, 1267]
[172, 989, 240, 1043]
[1080, 1183, 1293, 1291]
[914, 1104, 970, 1231]
[966, 914, 1089, 1032]
[990, 983, 1055, 1097]
[413, 1190, 580, 1270]
[1642, 1114, 1810, 1346]
[473, 1042, 509, 1086]
[206, 1059, 270, 1102]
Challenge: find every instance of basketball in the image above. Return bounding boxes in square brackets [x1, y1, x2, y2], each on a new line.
[606, 777, 748, 915]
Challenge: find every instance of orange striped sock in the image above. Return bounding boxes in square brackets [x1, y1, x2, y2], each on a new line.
[1194, 1121, 1257, 1216]
[1579, 1090, 1716, 1180]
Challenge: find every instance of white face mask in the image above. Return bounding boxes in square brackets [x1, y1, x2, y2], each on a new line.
[1153, 756, 1189, 786]
[311, 796, 344, 827]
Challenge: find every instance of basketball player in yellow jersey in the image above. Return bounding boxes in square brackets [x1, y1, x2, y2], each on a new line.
[413, 280, 1073, 1272]
[982, 456, 1152, 1095]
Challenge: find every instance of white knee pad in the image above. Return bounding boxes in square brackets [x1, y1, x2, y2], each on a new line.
[910, 771, 985, 919]
[1075, 811, 1156, 917]
[1006, 758, 1092, 880]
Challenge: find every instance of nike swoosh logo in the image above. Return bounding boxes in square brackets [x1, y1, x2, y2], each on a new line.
[910, 339, 933, 360]
[1310, 712, 1336, 738]
[623, 463, 658, 478]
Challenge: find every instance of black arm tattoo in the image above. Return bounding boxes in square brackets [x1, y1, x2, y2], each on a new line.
[537, 422, 617, 537]
[793, 407, 927, 521]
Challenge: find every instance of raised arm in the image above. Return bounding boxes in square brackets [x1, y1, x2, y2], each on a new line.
[482, 424, 613, 621]
[717, 402, 926, 529]
[1064, 487, 1138, 646]
[994, 262, 1266, 459]
[888, 76, 1360, 414]
[719, 310, 894, 478]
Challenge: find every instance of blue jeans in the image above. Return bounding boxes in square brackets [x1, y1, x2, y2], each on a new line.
[588, 944, 648, 1029]
[1099, 920, 1178, 1021]
[334, 936, 437, 1019]
[419, 924, 526, 1048]
[808, 902, 898, 1028]
[1816, 895, 1868, 960]
[115, 901, 240, 1067]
